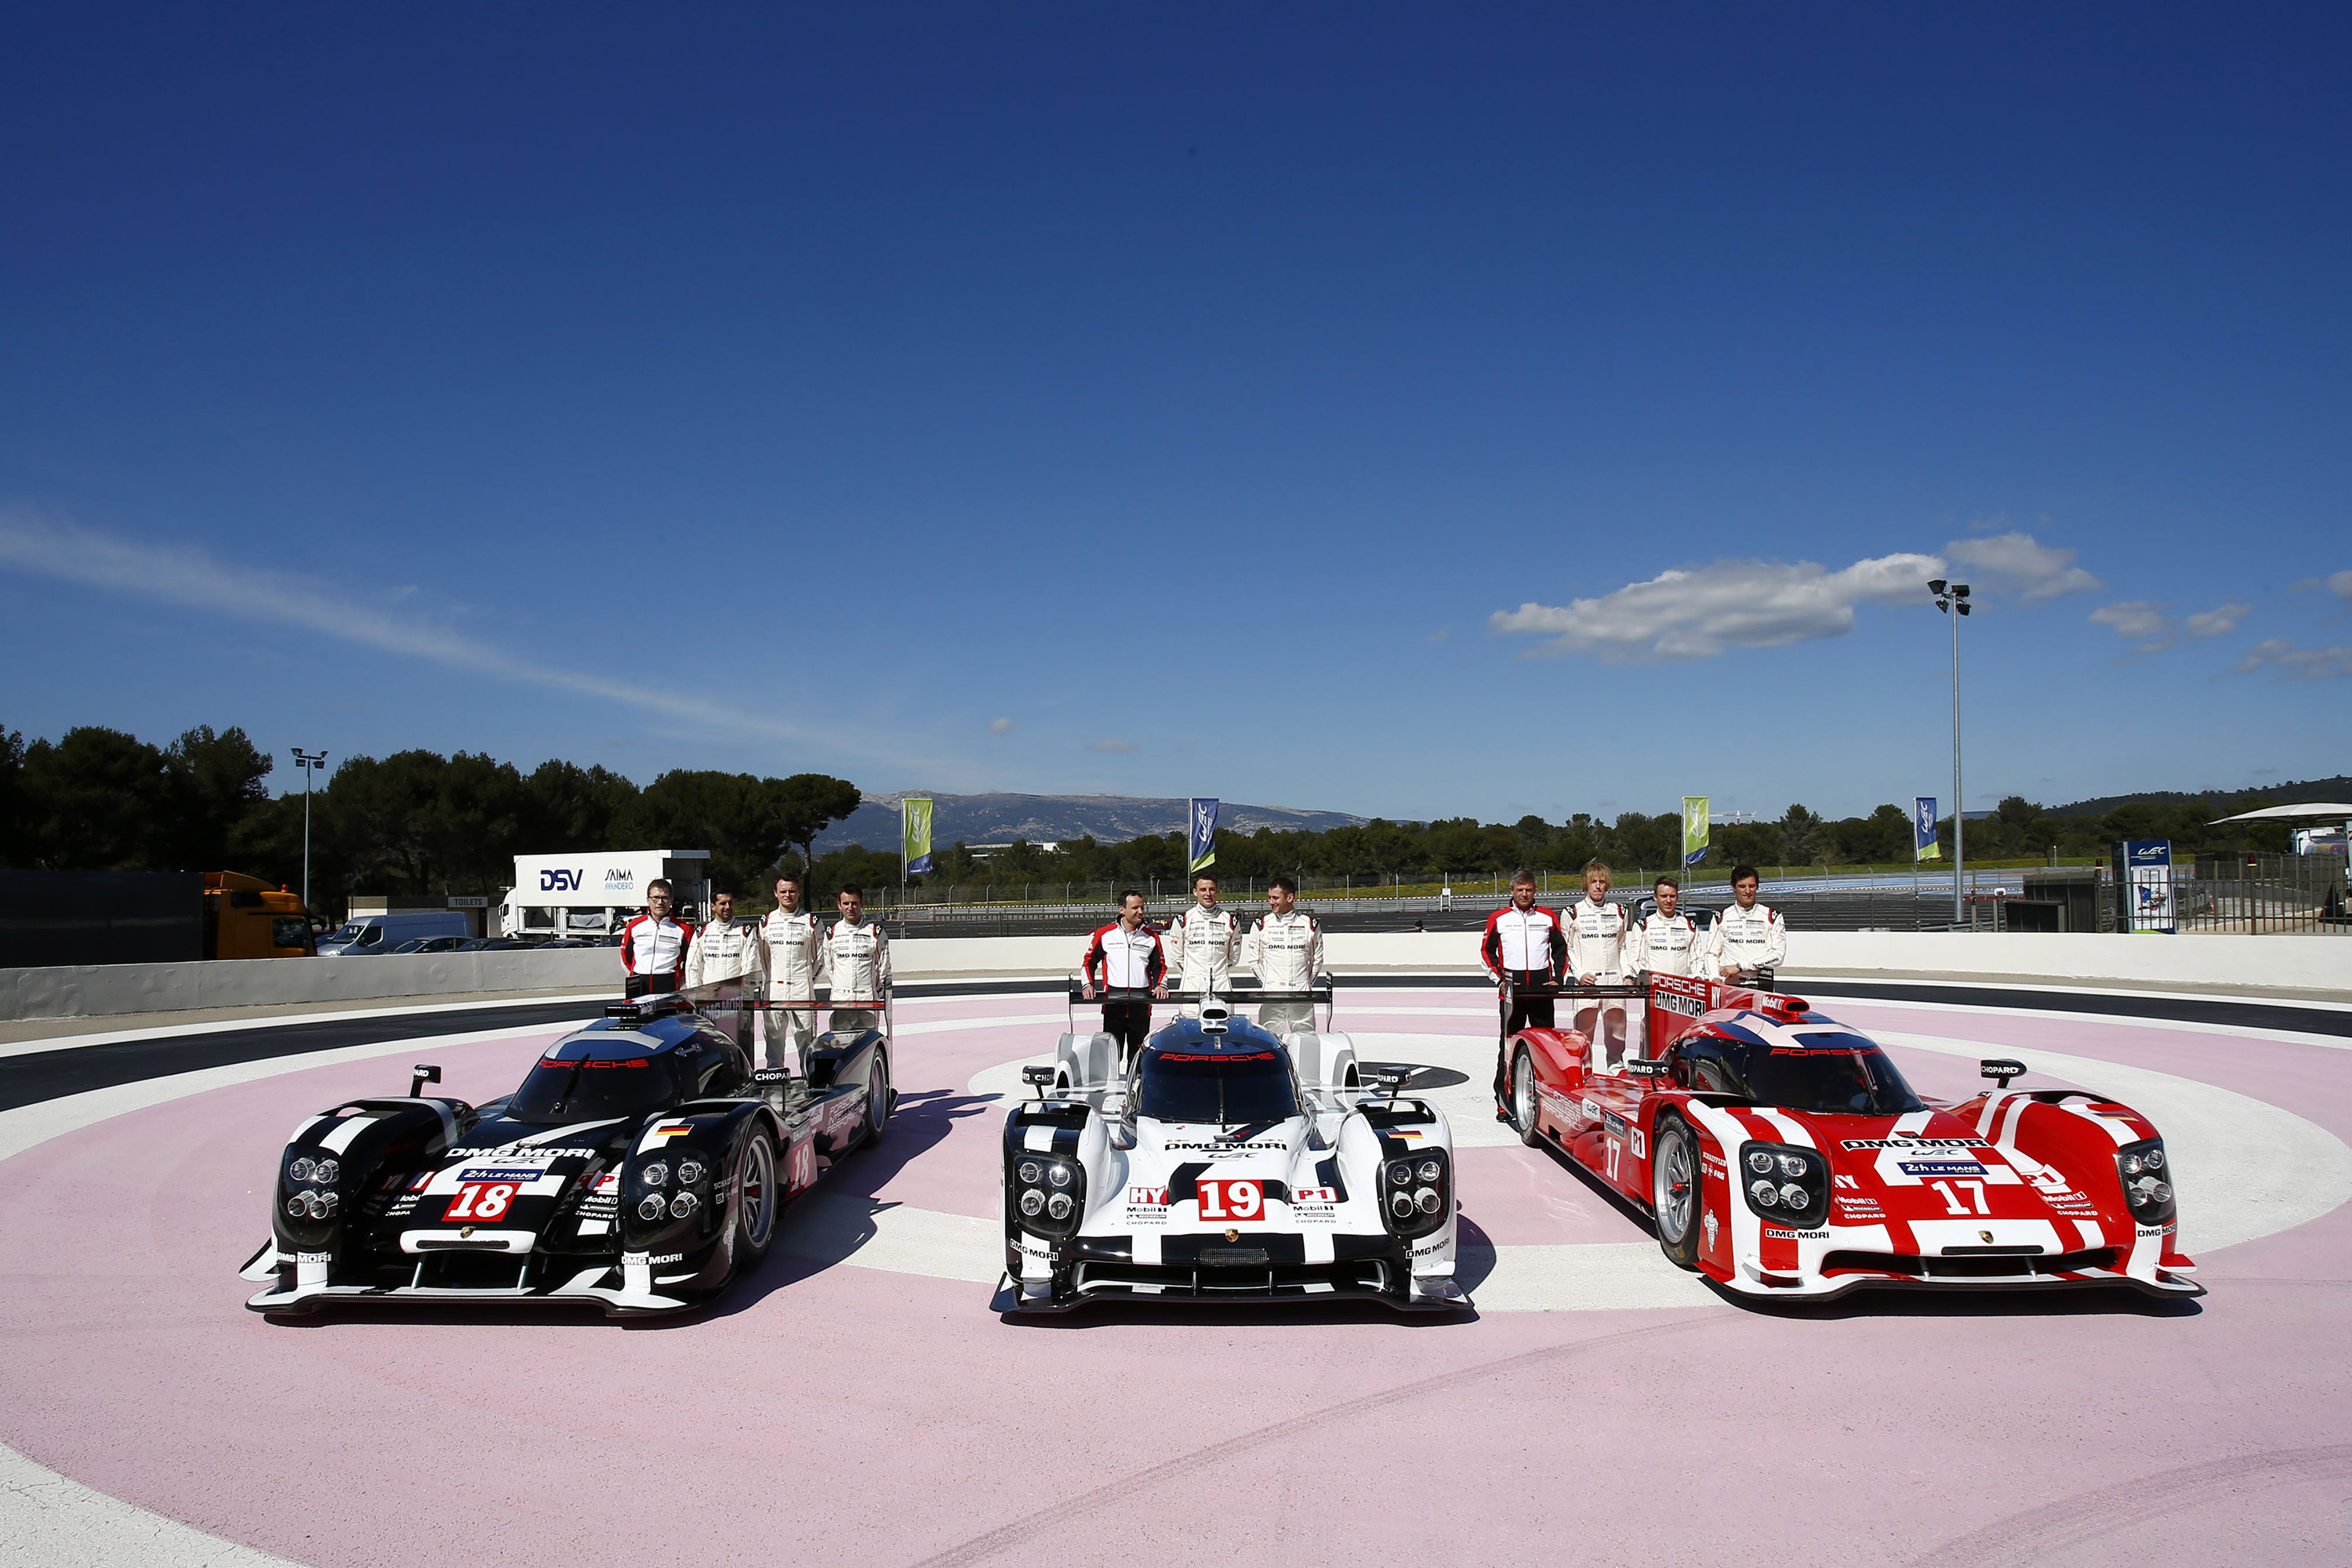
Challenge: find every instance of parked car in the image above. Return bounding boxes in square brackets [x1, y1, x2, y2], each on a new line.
[390, 936, 469, 954]
[455, 937, 538, 952]
[317, 912, 474, 956]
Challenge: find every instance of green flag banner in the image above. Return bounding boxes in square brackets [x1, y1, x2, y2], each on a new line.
[902, 797, 935, 875]
[1682, 797, 1709, 868]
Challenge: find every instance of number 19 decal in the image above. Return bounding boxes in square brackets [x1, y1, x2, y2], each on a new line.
[444, 1181, 517, 1221]
[1196, 1178, 1264, 1221]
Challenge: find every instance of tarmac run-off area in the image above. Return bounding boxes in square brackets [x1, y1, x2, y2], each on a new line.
[3, 985, 2350, 1567]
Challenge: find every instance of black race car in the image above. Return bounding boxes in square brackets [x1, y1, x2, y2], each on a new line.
[240, 993, 892, 1316]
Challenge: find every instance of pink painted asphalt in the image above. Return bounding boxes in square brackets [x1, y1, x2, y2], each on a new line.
[3, 989, 2351, 1566]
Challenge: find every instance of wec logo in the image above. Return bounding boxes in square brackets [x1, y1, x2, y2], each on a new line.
[539, 869, 583, 891]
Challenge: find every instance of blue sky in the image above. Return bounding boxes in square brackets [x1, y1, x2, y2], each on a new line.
[3, 5, 2347, 826]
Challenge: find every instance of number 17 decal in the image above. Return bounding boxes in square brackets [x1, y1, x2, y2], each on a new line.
[1931, 1179, 1989, 1216]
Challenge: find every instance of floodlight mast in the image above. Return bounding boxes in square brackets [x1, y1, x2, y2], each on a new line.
[1928, 583, 1970, 925]
[292, 749, 329, 913]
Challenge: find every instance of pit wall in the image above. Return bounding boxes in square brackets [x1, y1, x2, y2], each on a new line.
[1, 928, 2343, 1024]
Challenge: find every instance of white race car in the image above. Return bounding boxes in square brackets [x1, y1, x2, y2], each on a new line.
[995, 989, 1467, 1313]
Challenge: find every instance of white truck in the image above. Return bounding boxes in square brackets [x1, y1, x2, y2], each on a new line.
[499, 850, 712, 941]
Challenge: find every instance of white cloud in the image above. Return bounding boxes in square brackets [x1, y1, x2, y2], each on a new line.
[0, 510, 925, 764]
[1087, 739, 1137, 753]
[2186, 601, 2251, 638]
[1943, 531, 2102, 601]
[1489, 530, 2097, 662]
[2329, 570, 2352, 605]
[2090, 601, 2170, 642]
[2236, 638, 2352, 680]
[1489, 552, 1941, 661]
[987, 717, 1016, 734]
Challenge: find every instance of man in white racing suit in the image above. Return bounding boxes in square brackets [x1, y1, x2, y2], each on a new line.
[821, 884, 891, 1039]
[1566, 860, 1632, 1070]
[682, 890, 764, 1049]
[1624, 874, 1704, 978]
[1165, 873, 1240, 1014]
[757, 872, 825, 1072]
[1243, 875, 1322, 1036]
[1709, 866, 1786, 986]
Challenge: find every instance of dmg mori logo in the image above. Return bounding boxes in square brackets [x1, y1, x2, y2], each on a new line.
[539, 869, 583, 891]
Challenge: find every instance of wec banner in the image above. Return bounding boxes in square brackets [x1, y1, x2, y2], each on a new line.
[1913, 797, 1941, 861]
[1682, 797, 1708, 868]
[2117, 839, 2176, 934]
[901, 797, 935, 876]
[1188, 797, 1218, 873]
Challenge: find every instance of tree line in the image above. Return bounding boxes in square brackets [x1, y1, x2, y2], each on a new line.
[0, 720, 2303, 913]
[0, 723, 859, 912]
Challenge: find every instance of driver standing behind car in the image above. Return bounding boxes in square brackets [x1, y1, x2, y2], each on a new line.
[1243, 875, 1322, 1037]
[1081, 890, 1168, 1066]
[1625, 874, 1703, 977]
[618, 879, 694, 997]
[758, 872, 825, 1074]
[682, 889, 765, 1048]
[821, 884, 891, 1039]
[1566, 860, 1632, 1070]
[1709, 865, 1786, 988]
[1165, 873, 1240, 1016]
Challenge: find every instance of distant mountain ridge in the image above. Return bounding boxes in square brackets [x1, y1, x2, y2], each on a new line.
[2049, 775, 2352, 818]
[814, 792, 1369, 851]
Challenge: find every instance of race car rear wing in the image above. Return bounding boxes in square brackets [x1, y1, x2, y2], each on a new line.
[1500, 972, 1816, 1058]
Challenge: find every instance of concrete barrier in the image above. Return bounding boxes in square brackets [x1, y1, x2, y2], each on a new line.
[2, 927, 2343, 1023]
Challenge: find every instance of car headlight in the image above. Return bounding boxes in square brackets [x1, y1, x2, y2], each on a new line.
[637, 1195, 666, 1220]
[1739, 1142, 1828, 1225]
[1018, 1160, 1042, 1184]
[1011, 1154, 1084, 1236]
[1047, 1164, 1071, 1189]
[1046, 1193, 1073, 1220]
[284, 1194, 307, 1218]
[668, 1192, 699, 1219]
[640, 1161, 670, 1188]
[1381, 1151, 1450, 1238]
[2117, 1138, 2176, 1224]
[1020, 1189, 1045, 1217]
[289, 1156, 316, 1183]
[677, 1160, 706, 1185]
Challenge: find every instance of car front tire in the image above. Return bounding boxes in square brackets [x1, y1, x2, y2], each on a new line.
[1512, 1047, 1544, 1148]
[860, 1050, 891, 1148]
[734, 1127, 779, 1264]
[1652, 1115, 1702, 1270]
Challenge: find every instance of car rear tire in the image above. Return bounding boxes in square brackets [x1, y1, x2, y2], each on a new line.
[1652, 1116, 1702, 1270]
[859, 1050, 891, 1148]
[734, 1127, 779, 1264]
[1512, 1047, 1544, 1148]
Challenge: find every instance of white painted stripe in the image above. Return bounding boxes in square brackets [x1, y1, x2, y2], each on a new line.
[0, 993, 613, 1061]
[0, 1444, 310, 1567]
[316, 1115, 376, 1154]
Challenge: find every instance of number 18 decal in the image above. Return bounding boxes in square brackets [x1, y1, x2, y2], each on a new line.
[1196, 1178, 1263, 1221]
[444, 1181, 517, 1221]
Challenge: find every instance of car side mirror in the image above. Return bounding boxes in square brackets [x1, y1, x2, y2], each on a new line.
[410, 1063, 441, 1097]
[1364, 1065, 1411, 1095]
[1099, 1092, 1130, 1120]
[1625, 1057, 1669, 1079]
[1980, 1058, 2027, 1088]
[1022, 1065, 1056, 1099]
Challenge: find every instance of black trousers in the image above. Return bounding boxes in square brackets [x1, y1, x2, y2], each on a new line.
[1102, 1001, 1152, 1062]
[1494, 971, 1555, 1111]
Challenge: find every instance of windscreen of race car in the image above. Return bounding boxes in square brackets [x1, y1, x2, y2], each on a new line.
[1140, 1050, 1300, 1125]
[1680, 1029, 1926, 1116]
[508, 1040, 699, 1123]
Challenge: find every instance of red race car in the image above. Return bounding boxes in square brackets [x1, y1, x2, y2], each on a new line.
[1498, 973, 2201, 1301]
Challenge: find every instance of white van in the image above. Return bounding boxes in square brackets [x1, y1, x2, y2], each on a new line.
[318, 911, 474, 956]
